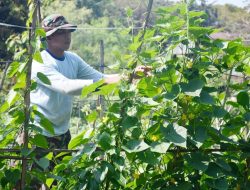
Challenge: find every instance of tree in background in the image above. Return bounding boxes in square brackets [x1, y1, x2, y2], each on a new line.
[195, 0, 219, 27]
[42, 0, 137, 70]
[0, 0, 28, 62]
[0, 0, 28, 94]
[214, 3, 250, 39]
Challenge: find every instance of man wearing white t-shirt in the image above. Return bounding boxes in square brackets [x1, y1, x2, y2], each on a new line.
[31, 14, 121, 138]
[30, 14, 122, 188]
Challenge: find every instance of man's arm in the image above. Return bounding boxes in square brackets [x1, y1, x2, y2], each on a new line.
[32, 61, 97, 96]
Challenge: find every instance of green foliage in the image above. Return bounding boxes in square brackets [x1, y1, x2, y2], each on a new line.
[0, 0, 28, 61]
[0, 1, 250, 189]
[49, 2, 249, 189]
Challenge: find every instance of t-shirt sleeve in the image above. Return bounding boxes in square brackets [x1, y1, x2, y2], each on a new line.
[74, 54, 104, 81]
[32, 60, 94, 96]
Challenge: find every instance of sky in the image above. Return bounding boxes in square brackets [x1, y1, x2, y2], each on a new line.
[205, 0, 247, 7]
[171, 0, 248, 7]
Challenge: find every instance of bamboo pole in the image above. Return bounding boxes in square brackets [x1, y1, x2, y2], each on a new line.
[97, 40, 105, 118]
[20, 1, 38, 189]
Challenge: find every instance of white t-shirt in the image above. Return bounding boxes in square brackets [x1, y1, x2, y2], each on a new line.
[31, 50, 103, 137]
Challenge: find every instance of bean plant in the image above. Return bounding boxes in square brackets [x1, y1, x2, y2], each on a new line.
[0, 1, 249, 190]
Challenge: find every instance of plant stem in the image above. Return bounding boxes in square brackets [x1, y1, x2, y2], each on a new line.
[129, 0, 154, 83]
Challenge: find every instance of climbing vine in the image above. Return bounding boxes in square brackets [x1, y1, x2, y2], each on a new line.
[0, 0, 249, 189]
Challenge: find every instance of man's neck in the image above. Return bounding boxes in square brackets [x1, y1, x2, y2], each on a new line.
[47, 47, 64, 58]
[46, 48, 65, 61]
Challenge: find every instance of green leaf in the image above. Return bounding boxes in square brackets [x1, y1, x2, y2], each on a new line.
[189, 26, 213, 37]
[33, 51, 43, 63]
[244, 112, 250, 122]
[113, 155, 125, 172]
[114, 172, 126, 187]
[86, 111, 98, 123]
[4, 169, 20, 184]
[215, 159, 231, 172]
[0, 102, 9, 113]
[36, 157, 50, 170]
[161, 123, 187, 148]
[194, 126, 207, 148]
[222, 124, 242, 137]
[165, 84, 181, 100]
[140, 97, 159, 107]
[122, 140, 150, 153]
[36, 28, 46, 37]
[109, 102, 121, 113]
[68, 128, 92, 149]
[32, 110, 54, 135]
[181, 78, 204, 96]
[213, 106, 228, 118]
[13, 72, 26, 89]
[140, 49, 158, 59]
[98, 132, 113, 150]
[46, 178, 55, 188]
[237, 91, 249, 110]
[31, 80, 37, 91]
[150, 141, 171, 153]
[0, 89, 19, 113]
[205, 162, 223, 178]
[39, 117, 55, 135]
[121, 116, 138, 129]
[30, 134, 48, 148]
[20, 148, 34, 157]
[14, 49, 26, 60]
[7, 61, 19, 78]
[94, 83, 118, 96]
[93, 165, 108, 183]
[186, 153, 209, 171]
[128, 41, 142, 52]
[189, 11, 206, 18]
[137, 78, 161, 97]
[206, 178, 228, 190]
[137, 150, 160, 165]
[200, 91, 215, 105]
[37, 72, 51, 85]
[81, 79, 104, 98]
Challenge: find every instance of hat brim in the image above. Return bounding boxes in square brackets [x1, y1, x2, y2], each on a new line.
[46, 24, 77, 37]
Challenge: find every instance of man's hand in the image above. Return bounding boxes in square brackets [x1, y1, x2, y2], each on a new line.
[102, 66, 152, 85]
[134, 65, 152, 79]
[103, 74, 121, 84]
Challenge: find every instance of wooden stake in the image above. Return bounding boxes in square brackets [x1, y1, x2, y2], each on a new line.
[20, 1, 38, 189]
[97, 40, 105, 118]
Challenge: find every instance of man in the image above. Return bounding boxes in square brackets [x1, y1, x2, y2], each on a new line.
[30, 13, 150, 188]
[29, 13, 122, 188]
[31, 14, 120, 138]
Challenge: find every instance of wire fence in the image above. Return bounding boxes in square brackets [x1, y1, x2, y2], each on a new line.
[0, 22, 144, 31]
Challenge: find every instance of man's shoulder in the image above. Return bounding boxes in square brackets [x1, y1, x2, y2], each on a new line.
[33, 50, 56, 68]
[64, 51, 79, 59]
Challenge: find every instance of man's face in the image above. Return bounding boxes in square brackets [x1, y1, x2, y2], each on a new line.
[47, 29, 72, 51]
